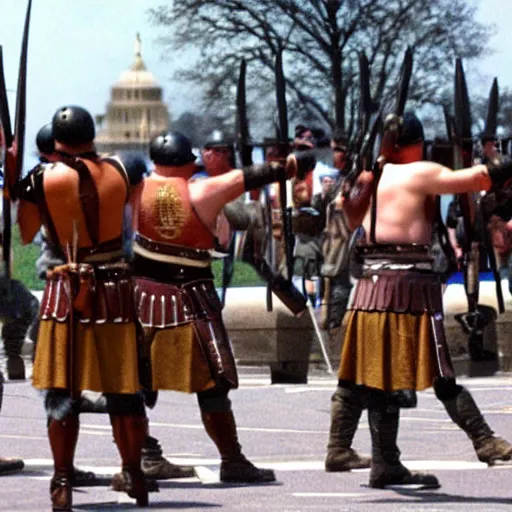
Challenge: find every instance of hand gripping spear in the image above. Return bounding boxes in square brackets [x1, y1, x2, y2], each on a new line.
[0, 0, 32, 279]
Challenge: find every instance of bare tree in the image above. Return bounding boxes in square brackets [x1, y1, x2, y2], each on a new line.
[149, 0, 489, 136]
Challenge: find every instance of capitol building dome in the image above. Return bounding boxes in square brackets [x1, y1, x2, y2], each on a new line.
[96, 33, 170, 153]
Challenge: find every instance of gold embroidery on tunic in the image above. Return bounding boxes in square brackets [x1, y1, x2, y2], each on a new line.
[155, 184, 187, 240]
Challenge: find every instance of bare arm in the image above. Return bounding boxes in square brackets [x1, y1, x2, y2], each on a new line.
[189, 170, 245, 229]
[409, 161, 491, 196]
[18, 200, 43, 244]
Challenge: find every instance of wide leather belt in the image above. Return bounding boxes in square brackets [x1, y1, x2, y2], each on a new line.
[133, 234, 211, 268]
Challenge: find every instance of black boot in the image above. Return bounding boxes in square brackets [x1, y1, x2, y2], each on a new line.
[368, 403, 439, 490]
[142, 435, 195, 479]
[201, 410, 276, 483]
[325, 386, 370, 471]
[442, 387, 512, 465]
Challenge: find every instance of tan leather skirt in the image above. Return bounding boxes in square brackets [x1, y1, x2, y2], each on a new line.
[33, 320, 140, 394]
[338, 310, 438, 392]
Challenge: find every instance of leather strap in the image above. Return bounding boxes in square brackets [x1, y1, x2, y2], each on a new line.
[61, 156, 100, 247]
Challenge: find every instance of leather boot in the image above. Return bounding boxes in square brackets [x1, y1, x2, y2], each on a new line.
[325, 386, 371, 471]
[442, 387, 512, 465]
[368, 405, 439, 490]
[110, 415, 149, 506]
[48, 415, 79, 511]
[201, 410, 276, 483]
[142, 435, 195, 479]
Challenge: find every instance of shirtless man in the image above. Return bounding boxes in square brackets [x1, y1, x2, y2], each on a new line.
[17, 106, 149, 509]
[132, 131, 313, 483]
[336, 112, 512, 489]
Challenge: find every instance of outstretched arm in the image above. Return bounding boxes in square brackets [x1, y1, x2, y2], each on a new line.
[190, 153, 313, 229]
[409, 162, 490, 196]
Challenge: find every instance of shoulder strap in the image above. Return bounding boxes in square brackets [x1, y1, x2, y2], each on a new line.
[31, 165, 63, 255]
[62, 156, 100, 246]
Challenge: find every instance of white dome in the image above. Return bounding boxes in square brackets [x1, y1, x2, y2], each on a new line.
[117, 68, 158, 87]
[116, 33, 159, 88]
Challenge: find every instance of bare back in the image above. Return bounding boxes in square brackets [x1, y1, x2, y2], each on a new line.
[43, 159, 128, 249]
[362, 160, 488, 245]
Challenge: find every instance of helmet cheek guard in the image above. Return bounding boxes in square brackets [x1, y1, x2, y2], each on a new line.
[52, 105, 95, 146]
[149, 131, 196, 166]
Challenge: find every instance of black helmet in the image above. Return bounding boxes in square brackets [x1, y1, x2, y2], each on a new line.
[36, 123, 55, 154]
[397, 112, 424, 147]
[150, 131, 196, 166]
[52, 105, 95, 146]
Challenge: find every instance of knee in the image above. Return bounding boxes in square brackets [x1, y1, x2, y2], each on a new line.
[197, 388, 231, 413]
[105, 393, 146, 416]
[434, 378, 463, 401]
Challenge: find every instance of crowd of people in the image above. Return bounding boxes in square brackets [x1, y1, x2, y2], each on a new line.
[1, 104, 512, 510]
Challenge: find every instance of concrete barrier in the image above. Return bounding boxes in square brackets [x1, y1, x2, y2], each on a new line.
[223, 279, 512, 380]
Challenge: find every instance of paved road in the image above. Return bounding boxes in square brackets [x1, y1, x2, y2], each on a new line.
[0, 362, 511, 511]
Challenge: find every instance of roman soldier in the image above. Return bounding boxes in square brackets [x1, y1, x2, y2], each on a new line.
[131, 131, 313, 483]
[31, 123, 195, 489]
[335, 112, 512, 489]
[16, 106, 149, 510]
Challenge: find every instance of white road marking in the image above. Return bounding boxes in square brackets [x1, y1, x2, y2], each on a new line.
[399, 417, 451, 423]
[194, 465, 219, 484]
[20, 457, 512, 485]
[293, 492, 366, 498]
[0, 434, 46, 440]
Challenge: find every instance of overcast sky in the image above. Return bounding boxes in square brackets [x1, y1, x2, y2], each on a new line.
[0, 0, 510, 169]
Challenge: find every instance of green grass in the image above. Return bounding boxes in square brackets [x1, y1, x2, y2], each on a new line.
[211, 259, 265, 288]
[12, 225, 43, 290]
[11, 226, 265, 291]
